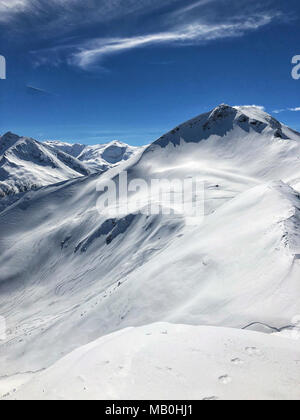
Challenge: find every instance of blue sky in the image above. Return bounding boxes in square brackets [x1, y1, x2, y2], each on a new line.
[0, 0, 300, 146]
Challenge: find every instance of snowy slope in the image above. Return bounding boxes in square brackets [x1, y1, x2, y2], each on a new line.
[3, 323, 300, 400]
[0, 132, 90, 197]
[1, 105, 300, 397]
[45, 140, 143, 172]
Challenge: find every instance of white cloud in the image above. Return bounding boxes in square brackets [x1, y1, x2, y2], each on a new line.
[0, 0, 28, 18]
[71, 13, 279, 69]
[0, 0, 179, 24]
[273, 107, 300, 114]
[171, 0, 217, 16]
[2, 0, 283, 72]
[235, 105, 266, 111]
[0, 0, 27, 8]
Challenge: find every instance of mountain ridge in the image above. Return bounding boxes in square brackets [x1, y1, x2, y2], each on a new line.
[45, 139, 143, 172]
[0, 132, 91, 198]
[147, 104, 298, 151]
[0, 133, 142, 202]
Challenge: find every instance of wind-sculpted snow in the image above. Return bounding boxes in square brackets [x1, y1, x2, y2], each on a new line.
[1, 105, 300, 398]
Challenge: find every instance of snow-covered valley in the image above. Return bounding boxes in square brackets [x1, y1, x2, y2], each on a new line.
[0, 105, 300, 400]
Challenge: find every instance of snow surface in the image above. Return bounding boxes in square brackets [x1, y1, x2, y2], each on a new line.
[1, 105, 300, 399]
[2, 323, 300, 400]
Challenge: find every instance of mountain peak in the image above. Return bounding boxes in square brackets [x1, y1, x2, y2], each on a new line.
[2, 131, 20, 139]
[206, 104, 237, 125]
[0, 131, 23, 155]
[151, 104, 292, 149]
[212, 103, 234, 112]
[1, 131, 22, 145]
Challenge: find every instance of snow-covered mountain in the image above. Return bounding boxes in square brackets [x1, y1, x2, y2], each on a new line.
[0, 132, 90, 198]
[1, 105, 300, 399]
[45, 140, 142, 172]
[43, 140, 86, 158]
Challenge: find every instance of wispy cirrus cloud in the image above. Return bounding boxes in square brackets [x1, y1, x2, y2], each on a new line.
[234, 105, 266, 111]
[273, 107, 300, 114]
[170, 0, 217, 16]
[0, 0, 287, 72]
[0, 0, 179, 27]
[70, 13, 281, 69]
[0, 0, 28, 14]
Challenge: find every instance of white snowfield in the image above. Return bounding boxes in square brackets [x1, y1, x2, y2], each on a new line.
[1, 104, 300, 400]
[4, 323, 300, 401]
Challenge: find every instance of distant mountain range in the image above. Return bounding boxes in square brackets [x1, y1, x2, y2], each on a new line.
[45, 139, 142, 172]
[0, 133, 142, 203]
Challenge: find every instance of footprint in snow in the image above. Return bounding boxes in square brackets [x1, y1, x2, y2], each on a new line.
[218, 375, 232, 385]
[231, 358, 244, 365]
[245, 347, 261, 356]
